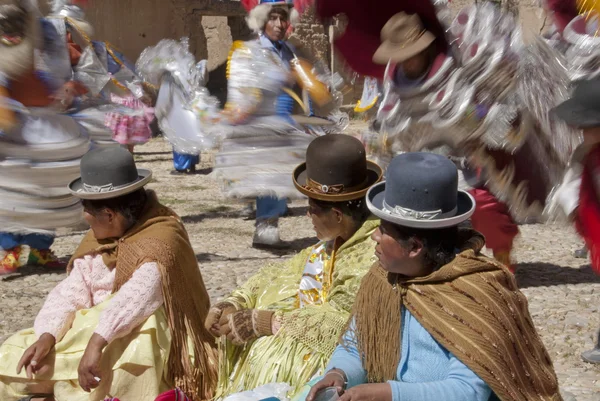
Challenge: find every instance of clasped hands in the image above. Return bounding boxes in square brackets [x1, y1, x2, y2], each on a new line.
[17, 332, 108, 393]
[204, 301, 278, 345]
[307, 370, 392, 401]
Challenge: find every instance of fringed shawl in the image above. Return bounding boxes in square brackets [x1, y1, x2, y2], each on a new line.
[348, 229, 562, 401]
[68, 190, 217, 401]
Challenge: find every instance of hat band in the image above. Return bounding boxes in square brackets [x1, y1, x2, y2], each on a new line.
[304, 175, 370, 196]
[80, 179, 137, 194]
[387, 28, 427, 49]
[382, 199, 457, 220]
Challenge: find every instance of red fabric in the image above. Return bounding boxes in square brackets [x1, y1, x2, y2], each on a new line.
[545, 0, 578, 34]
[468, 188, 519, 253]
[154, 389, 191, 401]
[575, 146, 600, 275]
[315, 0, 448, 78]
[241, 0, 259, 12]
[8, 70, 53, 107]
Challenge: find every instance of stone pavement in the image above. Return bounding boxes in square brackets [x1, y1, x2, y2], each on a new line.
[0, 139, 598, 400]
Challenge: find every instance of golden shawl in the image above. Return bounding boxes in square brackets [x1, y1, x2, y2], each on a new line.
[350, 229, 562, 401]
[67, 190, 217, 401]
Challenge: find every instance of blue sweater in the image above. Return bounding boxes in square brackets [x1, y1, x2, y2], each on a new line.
[327, 308, 500, 401]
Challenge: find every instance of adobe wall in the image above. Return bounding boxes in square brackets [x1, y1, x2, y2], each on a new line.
[80, 0, 549, 104]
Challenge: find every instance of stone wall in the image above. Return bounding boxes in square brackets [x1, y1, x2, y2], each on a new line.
[80, 0, 549, 104]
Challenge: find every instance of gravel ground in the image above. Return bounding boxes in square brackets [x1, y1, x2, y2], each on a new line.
[0, 137, 599, 400]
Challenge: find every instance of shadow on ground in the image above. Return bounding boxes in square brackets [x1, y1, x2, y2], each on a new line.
[195, 236, 316, 263]
[0, 262, 68, 281]
[516, 262, 600, 287]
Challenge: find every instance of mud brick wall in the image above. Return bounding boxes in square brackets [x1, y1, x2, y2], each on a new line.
[81, 0, 549, 104]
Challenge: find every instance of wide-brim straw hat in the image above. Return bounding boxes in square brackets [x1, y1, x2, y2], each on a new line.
[293, 134, 383, 202]
[69, 147, 152, 200]
[373, 12, 436, 65]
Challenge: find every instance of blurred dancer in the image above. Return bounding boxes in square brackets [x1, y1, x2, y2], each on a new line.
[0, 0, 92, 272]
[553, 79, 600, 364]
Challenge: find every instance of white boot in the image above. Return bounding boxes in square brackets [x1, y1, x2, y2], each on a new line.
[252, 218, 284, 248]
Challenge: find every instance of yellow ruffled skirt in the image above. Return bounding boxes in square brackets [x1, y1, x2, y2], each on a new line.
[0, 297, 172, 401]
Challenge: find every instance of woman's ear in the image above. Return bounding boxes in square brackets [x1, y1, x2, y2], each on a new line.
[408, 237, 425, 259]
[333, 208, 344, 224]
[104, 208, 116, 224]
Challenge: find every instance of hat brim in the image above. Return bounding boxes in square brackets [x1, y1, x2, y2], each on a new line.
[68, 169, 152, 200]
[373, 32, 436, 65]
[552, 97, 600, 128]
[293, 161, 383, 202]
[366, 181, 475, 229]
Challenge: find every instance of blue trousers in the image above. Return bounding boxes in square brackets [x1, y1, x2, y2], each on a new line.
[0, 233, 55, 250]
[256, 196, 288, 220]
[173, 150, 200, 171]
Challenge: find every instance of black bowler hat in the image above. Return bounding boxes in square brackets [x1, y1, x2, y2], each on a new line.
[367, 152, 475, 228]
[293, 134, 383, 201]
[68, 147, 152, 200]
[553, 78, 600, 128]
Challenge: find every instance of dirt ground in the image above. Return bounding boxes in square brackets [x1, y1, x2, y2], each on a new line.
[1, 136, 599, 400]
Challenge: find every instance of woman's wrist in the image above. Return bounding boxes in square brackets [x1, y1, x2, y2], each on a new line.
[88, 333, 109, 351]
[270, 312, 283, 335]
[326, 368, 348, 389]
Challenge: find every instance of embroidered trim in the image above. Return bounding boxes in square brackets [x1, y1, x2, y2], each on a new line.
[382, 199, 457, 220]
[82, 182, 115, 193]
[303, 175, 370, 195]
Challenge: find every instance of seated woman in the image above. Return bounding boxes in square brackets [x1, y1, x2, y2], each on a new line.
[306, 153, 561, 401]
[205, 134, 382, 398]
[0, 147, 217, 401]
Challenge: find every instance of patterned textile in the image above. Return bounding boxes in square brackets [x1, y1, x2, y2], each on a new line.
[106, 94, 154, 145]
[216, 218, 379, 398]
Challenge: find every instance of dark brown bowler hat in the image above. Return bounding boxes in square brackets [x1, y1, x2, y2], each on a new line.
[293, 134, 383, 202]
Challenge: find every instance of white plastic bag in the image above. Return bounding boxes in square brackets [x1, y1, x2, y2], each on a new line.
[222, 383, 292, 401]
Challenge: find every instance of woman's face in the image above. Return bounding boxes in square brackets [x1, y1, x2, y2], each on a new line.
[307, 198, 343, 241]
[371, 221, 428, 277]
[83, 206, 130, 240]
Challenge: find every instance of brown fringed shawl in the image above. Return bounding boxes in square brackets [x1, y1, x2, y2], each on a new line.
[67, 190, 217, 401]
[348, 229, 562, 401]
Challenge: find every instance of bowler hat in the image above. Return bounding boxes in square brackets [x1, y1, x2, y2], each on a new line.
[293, 134, 383, 201]
[553, 78, 600, 128]
[68, 147, 152, 200]
[367, 152, 475, 228]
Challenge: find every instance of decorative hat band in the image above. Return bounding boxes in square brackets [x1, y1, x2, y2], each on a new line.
[382, 199, 457, 220]
[304, 176, 370, 195]
[81, 180, 138, 194]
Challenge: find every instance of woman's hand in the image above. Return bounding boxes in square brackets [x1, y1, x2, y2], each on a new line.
[205, 301, 237, 337]
[306, 369, 346, 401]
[78, 333, 108, 392]
[220, 309, 274, 345]
[16, 333, 56, 379]
[338, 383, 392, 401]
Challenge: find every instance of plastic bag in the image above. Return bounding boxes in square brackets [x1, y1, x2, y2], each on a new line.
[222, 383, 293, 401]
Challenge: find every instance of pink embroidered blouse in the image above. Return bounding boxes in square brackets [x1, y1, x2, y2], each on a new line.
[34, 254, 163, 343]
